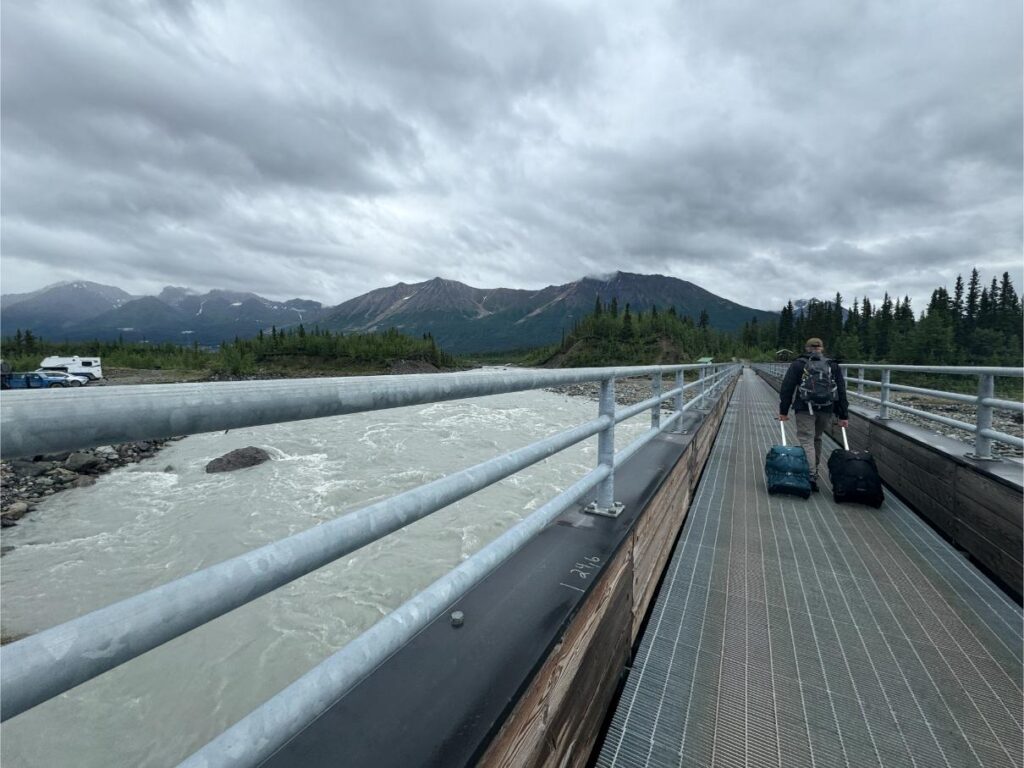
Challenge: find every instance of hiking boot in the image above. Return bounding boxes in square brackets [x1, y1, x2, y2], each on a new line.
[810, 480, 820, 493]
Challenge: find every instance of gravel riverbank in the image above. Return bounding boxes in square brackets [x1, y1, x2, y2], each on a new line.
[546, 375, 704, 409]
[1, 440, 176, 529]
[849, 391, 1024, 459]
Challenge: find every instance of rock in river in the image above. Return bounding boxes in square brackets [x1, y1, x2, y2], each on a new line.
[205, 447, 272, 474]
[4, 502, 29, 520]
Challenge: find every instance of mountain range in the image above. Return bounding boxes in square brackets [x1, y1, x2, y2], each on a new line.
[1, 273, 777, 353]
[792, 298, 850, 322]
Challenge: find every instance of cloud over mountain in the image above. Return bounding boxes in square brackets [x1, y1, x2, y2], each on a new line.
[2, 1, 1020, 314]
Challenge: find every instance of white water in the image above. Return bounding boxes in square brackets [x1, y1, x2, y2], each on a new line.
[0, 386, 649, 767]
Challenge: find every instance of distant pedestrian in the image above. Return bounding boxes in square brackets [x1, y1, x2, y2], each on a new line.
[778, 337, 849, 492]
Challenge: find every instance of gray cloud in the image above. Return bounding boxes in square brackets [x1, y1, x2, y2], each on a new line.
[1, 0, 1020, 314]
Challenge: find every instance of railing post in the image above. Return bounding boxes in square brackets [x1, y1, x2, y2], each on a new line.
[701, 366, 707, 406]
[968, 373, 997, 461]
[651, 374, 661, 431]
[879, 369, 891, 419]
[859, 367, 865, 397]
[586, 377, 623, 517]
[674, 369, 685, 432]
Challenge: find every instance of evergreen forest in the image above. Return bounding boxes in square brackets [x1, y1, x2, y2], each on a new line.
[532, 269, 1022, 370]
[775, 270, 1022, 366]
[1, 325, 456, 377]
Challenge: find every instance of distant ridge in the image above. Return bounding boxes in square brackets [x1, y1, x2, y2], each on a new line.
[0, 281, 137, 336]
[1, 283, 325, 345]
[1, 272, 776, 351]
[323, 271, 777, 352]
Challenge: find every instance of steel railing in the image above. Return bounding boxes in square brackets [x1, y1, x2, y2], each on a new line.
[0, 362, 740, 767]
[757, 362, 1024, 459]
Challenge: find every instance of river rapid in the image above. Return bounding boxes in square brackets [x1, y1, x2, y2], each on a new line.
[0, 385, 649, 767]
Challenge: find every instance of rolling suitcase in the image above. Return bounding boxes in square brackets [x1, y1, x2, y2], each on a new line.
[828, 427, 884, 507]
[765, 421, 811, 498]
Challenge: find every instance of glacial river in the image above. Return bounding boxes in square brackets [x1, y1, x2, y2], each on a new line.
[0, 384, 649, 767]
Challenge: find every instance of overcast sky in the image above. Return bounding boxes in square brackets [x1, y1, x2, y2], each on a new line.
[2, 0, 1021, 312]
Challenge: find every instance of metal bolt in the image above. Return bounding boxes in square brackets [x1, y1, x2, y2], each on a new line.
[450, 610, 464, 627]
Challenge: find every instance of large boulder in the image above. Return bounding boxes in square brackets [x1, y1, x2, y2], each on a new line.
[65, 452, 102, 473]
[205, 447, 272, 474]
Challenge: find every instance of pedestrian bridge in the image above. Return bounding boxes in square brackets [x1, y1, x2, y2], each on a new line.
[598, 369, 1021, 768]
[0, 362, 1021, 767]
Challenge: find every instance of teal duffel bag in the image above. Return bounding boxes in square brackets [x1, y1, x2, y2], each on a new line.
[765, 422, 811, 498]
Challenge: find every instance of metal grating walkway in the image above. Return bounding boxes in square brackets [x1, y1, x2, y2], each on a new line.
[597, 368, 1023, 768]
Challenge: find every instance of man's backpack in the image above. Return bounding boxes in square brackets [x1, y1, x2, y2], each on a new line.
[798, 355, 837, 407]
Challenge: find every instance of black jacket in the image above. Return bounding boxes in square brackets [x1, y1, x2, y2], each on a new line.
[779, 355, 849, 419]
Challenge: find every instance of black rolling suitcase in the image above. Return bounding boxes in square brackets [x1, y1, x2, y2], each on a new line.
[766, 421, 811, 498]
[828, 427, 884, 507]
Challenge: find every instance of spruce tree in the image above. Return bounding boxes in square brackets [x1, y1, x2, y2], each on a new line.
[832, 293, 844, 340]
[859, 297, 872, 351]
[776, 302, 793, 349]
[952, 274, 966, 350]
[845, 299, 860, 334]
[875, 293, 895, 358]
[965, 268, 981, 329]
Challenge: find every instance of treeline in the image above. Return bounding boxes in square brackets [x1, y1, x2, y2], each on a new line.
[2, 331, 212, 372]
[1, 325, 456, 375]
[229, 325, 456, 372]
[535, 296, 774, 366]
[776, 270, 1022, 365]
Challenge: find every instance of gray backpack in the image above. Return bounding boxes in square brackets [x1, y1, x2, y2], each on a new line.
[798, 355, 837, 407]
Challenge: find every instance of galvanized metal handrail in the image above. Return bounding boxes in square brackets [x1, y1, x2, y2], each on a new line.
[756, 362, 1024, 458]
[0, 362, 739, 765]
[2, 365, 728, 461]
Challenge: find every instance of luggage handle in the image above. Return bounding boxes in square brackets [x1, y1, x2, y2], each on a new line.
[780, 420, 786, 446]
[841, 425, 849, 451]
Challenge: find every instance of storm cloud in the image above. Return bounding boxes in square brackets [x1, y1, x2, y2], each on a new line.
[2, 0, 1020, 312]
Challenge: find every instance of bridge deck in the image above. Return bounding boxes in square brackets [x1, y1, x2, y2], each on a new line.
[597, 369, 1023, 768]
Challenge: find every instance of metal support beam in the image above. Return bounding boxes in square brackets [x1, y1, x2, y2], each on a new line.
[674, 370, 685, 432]
[587, 378, 623, 517]
[650, 375, 661, 430]
[967, 374, 998, 461]
[879, 369, 891, 420]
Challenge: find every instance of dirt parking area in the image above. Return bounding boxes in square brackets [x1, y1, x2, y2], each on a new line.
[96, 367, 213, 386]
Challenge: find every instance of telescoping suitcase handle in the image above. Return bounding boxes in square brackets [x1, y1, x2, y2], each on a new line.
[780, 420, 787, 447]
[841, 426, 849, 451]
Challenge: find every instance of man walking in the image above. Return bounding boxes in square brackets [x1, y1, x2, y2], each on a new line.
[779, 337, 849, 492]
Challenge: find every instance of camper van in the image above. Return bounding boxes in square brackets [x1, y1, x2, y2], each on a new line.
[39, 356, 103, 381]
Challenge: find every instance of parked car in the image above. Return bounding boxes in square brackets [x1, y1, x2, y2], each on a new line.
[34, 369, 90, 386]
[1, 371, 73, 389]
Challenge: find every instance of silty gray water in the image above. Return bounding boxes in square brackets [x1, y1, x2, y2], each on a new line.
[0, 386, 650, 767]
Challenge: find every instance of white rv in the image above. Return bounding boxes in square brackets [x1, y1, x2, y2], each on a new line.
[39, 356, 104, 381]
